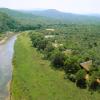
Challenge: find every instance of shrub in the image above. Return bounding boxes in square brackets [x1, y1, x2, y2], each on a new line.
[76, 79, 87, 89]
[67, 74, 76, 82]
[37, 39, 48, 50]
[89, 72, 100, 91]
[64, 56, 80, 74]
[76, 69, 86, 80]
[51, 51, 66, 69]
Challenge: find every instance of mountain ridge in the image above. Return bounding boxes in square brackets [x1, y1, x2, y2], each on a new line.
[0, 8, 100, 24]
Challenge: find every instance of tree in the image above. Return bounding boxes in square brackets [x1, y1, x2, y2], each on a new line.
[37, 39, 48, 50]
[44, 43, 55, 59]
[64, 56, 80, 74]
[30, 33, 44, 48]
[0, 12, 19, 32]
[51, 51, 66, 69]
[76, 69, 86, 80]
[76, 69, 87, 88]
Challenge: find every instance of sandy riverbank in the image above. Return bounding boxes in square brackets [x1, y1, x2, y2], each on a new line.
[5, 81, 11, 100]
[0, 37, 8, 44]
[0, 32, 16, 45]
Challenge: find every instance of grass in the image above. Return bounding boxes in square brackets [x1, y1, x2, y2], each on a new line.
[11, 32, 100, 100]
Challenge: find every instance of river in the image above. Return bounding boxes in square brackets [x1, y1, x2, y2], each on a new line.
[0, 35, 17, 100]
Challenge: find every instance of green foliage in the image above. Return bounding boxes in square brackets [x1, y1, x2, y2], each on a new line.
[67, 74, 76, 82]
[30, 32, 48, 50]
[76, 79, 87, 89]
[12, 33, 100, 100]
[44, 43, 55, 59]
[89, 73, 100, 91]
[76, 69, 86, 80]
[30, 24, 100, 91]
[64, 56, 80, 74]
[51, 51, 66, 69]
[1, 7, 100, 97]
[0, 11, 18, 33]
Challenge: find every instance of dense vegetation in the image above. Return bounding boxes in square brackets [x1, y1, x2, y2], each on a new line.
[30, 24, 100, 92]
[0, 8, 44, 36]
[0, 12, 18, 33]
[11, 32, 100, 100]
[0, 8, 58, 27]
[0, 13, 42, 34]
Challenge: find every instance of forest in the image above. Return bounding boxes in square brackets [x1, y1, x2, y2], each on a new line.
[30, 24, 100, 92]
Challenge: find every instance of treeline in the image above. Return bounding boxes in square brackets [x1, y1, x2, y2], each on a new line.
[0, 12, 18, 33]
[30, 27, 100, 93]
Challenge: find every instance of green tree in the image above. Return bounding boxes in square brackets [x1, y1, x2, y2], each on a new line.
[76, 69, 86, 80]
[64, 56, 80, 74]
[51, 51, 66, 69]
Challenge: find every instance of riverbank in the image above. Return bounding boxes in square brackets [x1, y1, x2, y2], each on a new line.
[6, 81, 11, 100]
[0, 32, 15, 44]
[0, 37, 8, 44]
[11, 32, 100, 100]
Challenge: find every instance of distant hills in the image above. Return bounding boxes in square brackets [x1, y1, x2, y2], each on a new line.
[0, 8, 59, 25]
[22, 9, 100, 24]
[0, 8, 100, 25]
[88, 14, 100, 17]
[1, 7, 100, 35]
[25, 9, 82, 19]
[0, 8, 45, 20]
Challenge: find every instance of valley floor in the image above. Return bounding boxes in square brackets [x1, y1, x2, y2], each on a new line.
[11, 32, 100, 100]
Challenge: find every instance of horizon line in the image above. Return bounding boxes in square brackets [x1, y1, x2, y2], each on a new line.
[0, 7, 100, 15]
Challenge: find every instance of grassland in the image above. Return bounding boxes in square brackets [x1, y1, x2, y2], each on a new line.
[11, 32, 100, 100]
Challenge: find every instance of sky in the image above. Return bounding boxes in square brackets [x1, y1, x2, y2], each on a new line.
[0, 0, 100, 14]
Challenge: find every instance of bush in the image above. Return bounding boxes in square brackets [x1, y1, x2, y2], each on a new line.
[76, 69, 86, 80]
[44, 43, 55, 59]
[76, 79, 87, 89]
[37, 39, 48, 50]
[67, 74, 76, 82]
[89, 72, 100, 91]
[64, 56, 80, 74]
[51, 51, 66, 69]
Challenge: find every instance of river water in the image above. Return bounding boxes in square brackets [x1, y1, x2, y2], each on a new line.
[0, 35, 17, 100]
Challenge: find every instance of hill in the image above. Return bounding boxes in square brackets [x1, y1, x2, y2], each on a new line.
[0, 8, 58, 25]
[1, 8, 100, 25]
[0, 11, 18, 33]
[0, 8, 100, 34]
[23, 9, 100, 24]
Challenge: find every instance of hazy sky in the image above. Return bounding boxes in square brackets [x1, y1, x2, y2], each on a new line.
[0, 0, 100, 14]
